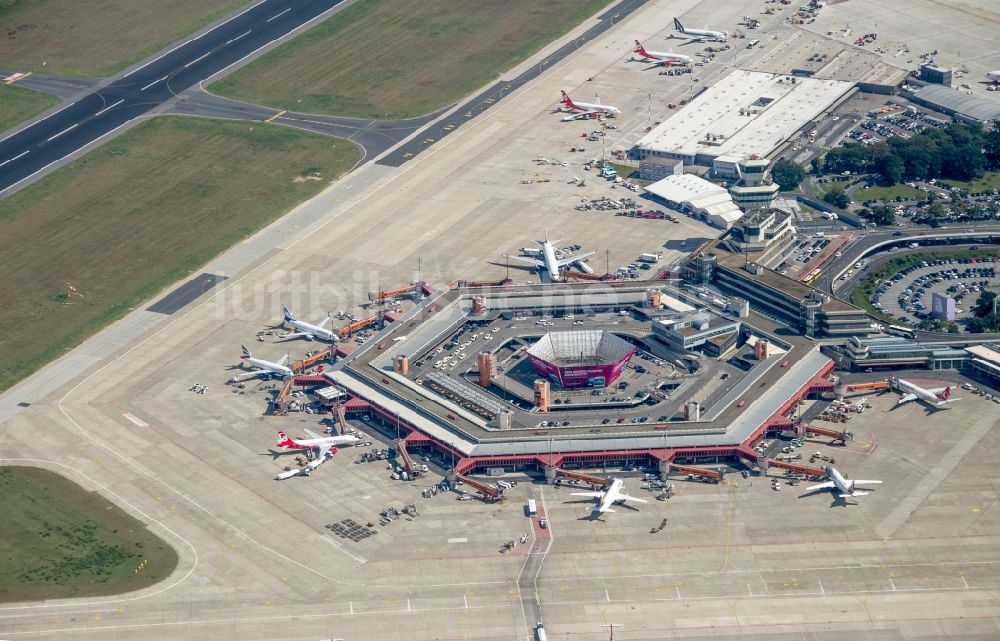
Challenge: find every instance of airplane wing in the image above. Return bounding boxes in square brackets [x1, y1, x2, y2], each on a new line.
[303, 428, 322, 440]
[841, 491, 869, 497]
[278, 331, 310, 340]
[556, 250, 596, 268]
[897, 393, 917, 404]
[277, 353, 290, 366]
[318, 315, 333, 330]
[852, 480, 882, 485]
[926, 387, 948, 395]
[505, 254, 544, 267]
[306, 444, 335, 469]
[806, 481, 836, 491]
[570, 491, 604, 498]
[936, 397, 960, 405]
[618, 494, 648, 503]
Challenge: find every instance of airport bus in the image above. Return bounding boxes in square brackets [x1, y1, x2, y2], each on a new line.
[803, 269, 823, 286]
[747, 39, 761, 49]
[885, 324, 916, 339]
[527, 498, 537, 516]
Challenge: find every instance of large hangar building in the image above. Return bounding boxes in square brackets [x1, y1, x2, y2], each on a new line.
[635, 70, 854, 169]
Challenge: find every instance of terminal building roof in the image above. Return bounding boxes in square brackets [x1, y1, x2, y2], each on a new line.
[635, 70, 854, 161]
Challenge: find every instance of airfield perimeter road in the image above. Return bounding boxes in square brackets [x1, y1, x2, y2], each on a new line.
[0, 0, 352, 196]
[3, 0, 1000, 639]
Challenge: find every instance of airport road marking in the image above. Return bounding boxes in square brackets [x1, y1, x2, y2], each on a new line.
[140, 76, 167, 91]
[962, 574, 970, 589]
[605, 589, 610, 602]
[183, 51, 213, 68]
[0, 150, 29, 167]
[818, 579, 825, 594]
[95, 99, 125, 116]
[122, 413, 148, 428]
[349, 601, 353, 615]
[464, 594, 469, 609]
[121, 0, 266, 78]
[46, 123, 79, 142]
[265, 110, 287, 124]
[266, 7, 291, 22]
[448, 537, 468, 543]
[4, 71, 32, 84]
[226, 30, 252, 45]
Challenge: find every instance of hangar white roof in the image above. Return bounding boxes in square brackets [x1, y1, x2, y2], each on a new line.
[636, 70, 854, 161]
[645, 174, 744, 228]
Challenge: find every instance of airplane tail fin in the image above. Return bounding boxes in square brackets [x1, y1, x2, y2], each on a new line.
[276, 431, 297, 447]
[241, 344, 251, 360]
[282, 305, 294, 322]
[937, 386, 950, 401]
[559, 90, 573, 107]
[634, 39, 645, 54]
[674, 17, 684, 31]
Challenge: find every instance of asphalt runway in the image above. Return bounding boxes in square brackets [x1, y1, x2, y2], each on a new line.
[0, 0, 350, 195]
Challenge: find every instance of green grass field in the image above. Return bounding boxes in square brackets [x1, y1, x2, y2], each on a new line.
[0, 0, 246, 76]
[855, 183, 924, 202]
[940, 170, 1000, 194]
[0, 466, 178, 602]
[0, 83, 58, 133]
[213, 0, 611, 119]
[0, 116, 360, 391]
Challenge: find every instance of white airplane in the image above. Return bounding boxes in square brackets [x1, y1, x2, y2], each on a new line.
[672, 17, 727, 42]
[279, 305, 338, 342]
[894, 378, 960, 408]
[230, 345, 294, 382]
[571, 478, 647, 514]
[506, 233, 595, 282]
[806, 465, 882, 498]
[558, 90, 620, 119]
[276, 429, 359, 469]
[633, 40, 692, 66]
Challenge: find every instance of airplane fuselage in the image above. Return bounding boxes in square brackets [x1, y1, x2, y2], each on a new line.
[595, 478, 625, 513]
[541, 240, 563, 281]
[287, 318, 337, 341]
[895, 378, 954, 407]
[278, 432, 359, 450]
[634, 41, 692, 65]
[247, 357, 293, 378]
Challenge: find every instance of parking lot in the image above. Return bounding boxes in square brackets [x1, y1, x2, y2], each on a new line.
[868, 256, 998, 326]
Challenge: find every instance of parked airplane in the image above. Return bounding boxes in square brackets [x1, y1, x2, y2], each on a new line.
[806, 465, 881, 498]
[558, 90, 620, 118]
[276, 429, 359, 469]
[571, 478, 647, 514]
[230, 345, 294, 382]
[633, 40, 692, 66]
[893, 378, 960, 408]
[506, 233, 595, 282]
[672, 17, 727, 42]
[279, 306, 338, 342]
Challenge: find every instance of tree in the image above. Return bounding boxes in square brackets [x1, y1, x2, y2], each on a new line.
[868, 204, 896, 226]
[771, 159, 805, 191]
[822, 186, 849, 208]
[985, 121, 1000, 171]
[973, 290, 998, 318]
[875, 153, 904, 185]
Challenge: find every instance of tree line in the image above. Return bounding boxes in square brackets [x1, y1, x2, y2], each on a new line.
[816, 121, 1000, 186]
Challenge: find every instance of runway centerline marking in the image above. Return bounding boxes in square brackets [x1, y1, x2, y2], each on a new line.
[183, 52, 213, 68]
[266, 8, 291, 22]
[95, 99, 125, 116]
[140, 77, 167, 91]
[46, 123, 79, 142]
[226, 30, 252, 45]
[0, 150, 29, 167]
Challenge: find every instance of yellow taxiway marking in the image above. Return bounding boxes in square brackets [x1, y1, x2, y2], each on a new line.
[4, 71, 32, 85]
[265, 110, 287, 123]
